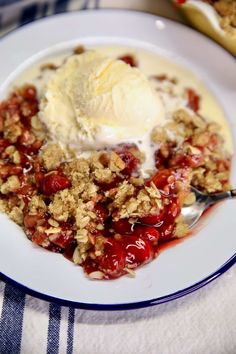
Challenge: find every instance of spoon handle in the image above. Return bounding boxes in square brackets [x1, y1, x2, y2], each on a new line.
[208, 189, 236, 205]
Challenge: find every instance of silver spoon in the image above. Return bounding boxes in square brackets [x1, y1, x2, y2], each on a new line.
[182, 186, 236, 229]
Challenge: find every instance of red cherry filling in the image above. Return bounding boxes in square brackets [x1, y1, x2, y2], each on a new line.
[122, 235, 153, 268]
[85, 235, 153, 279]
[174, 0, 187, 4]
[115, 144, 139, 176]
[24, 213, 46, 229]
[186, 88, 200, 112]
[96, 239, 126, 278]
[133, 225, 160, 245]
[111, 219, 133, 234]
[140, 209, 165, 226]
[94, 204, 109, 223]
[39, 172, 71, 195]
[49, 227, 74, 249]
[0, 138, 10, 152]
[150, 169, 174, 190]
[119, 55, 137, 67]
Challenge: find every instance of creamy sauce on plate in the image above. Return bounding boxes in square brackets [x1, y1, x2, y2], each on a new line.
[11, 45, 233, 158]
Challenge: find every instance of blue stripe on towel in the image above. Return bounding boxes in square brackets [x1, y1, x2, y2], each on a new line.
[0, 284, 25, 354]
[0, 0, 21, 6]
[54, 0, 69, 13]
[47, 303, 61, 354]
[41, 3, 49, 17]
[19, 4, 38, 26]
[67, 308, 75, 354]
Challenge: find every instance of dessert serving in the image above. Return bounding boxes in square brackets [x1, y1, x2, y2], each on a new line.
[177, 0, 236, 32]
[0, 46, 231, 280]
[175, 0, 236, 54]
[209, 0, 236, 32]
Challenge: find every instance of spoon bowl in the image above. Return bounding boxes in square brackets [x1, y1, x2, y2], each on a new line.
[182, 186, 236, 229]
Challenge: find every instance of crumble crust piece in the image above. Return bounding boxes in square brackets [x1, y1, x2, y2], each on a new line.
[213, 0, 236, 33]
[41, 143, 65, 171]
[151, 108, 231, 193]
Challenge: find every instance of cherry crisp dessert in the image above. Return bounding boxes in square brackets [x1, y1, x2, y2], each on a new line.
[0, 82, 231, 280]
[176, 0, 236, 34]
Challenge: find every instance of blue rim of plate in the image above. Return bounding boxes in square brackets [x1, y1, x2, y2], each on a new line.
[0, 10, 235, 310]
[0, 254, 235, 310]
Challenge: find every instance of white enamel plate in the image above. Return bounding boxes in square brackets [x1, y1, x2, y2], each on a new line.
[0, 10, 235, 310]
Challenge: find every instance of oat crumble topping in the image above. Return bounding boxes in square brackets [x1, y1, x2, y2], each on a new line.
[0, 67, 231, 280]
[213, 0, 236, 33]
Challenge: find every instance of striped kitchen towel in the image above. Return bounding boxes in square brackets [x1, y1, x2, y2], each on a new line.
[0, 0, 99, 36]
[0, 282, 75, 353]
[1, 269, 236, 354]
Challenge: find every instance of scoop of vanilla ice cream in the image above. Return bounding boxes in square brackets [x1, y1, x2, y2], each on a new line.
[39, 51, 165, 151]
